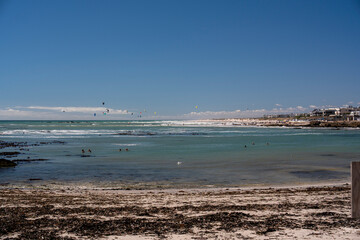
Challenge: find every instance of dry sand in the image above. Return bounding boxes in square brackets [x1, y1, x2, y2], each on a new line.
[1, 183, 360, 239]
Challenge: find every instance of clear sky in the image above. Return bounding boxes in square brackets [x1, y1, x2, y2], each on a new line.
[0, 0, 359, 120]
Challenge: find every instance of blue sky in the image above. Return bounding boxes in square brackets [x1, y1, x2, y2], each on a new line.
[0, 0, 359, 120]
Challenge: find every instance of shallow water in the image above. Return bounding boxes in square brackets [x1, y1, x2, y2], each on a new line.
[0, 120, 359, 188]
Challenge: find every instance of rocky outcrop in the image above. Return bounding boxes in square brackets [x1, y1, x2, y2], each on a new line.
[310, 121, 360, 128]
[0, 159, 17, 167]
[0, 151, 21, 157]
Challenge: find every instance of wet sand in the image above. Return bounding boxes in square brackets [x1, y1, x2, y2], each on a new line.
[1, 183, 359, 239]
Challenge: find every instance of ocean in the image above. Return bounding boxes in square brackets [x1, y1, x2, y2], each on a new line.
[0, 120, 359, 189]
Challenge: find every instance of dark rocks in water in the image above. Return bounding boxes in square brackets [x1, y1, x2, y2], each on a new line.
[0, 151, 21, 157]
[0, 159, 17, 167]
[114, 131, 135, 135]
[38, 140, 65, 145]
[114, 131, 156, 136]
[28, 178, 42, 181]
[0, 140, 30, 149]
[12, 158, 48, 162]
[0, 140, 66, 150]
[81, 155, 92, 158]
[320, 154, 336, 157]
[114, 131, 206, 136]
[309, 121, 360, 128]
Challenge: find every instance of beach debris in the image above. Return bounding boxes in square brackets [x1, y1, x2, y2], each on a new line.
[0, 185, 354, 239]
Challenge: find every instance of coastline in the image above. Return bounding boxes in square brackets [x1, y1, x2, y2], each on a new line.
[1, 120, 359, 239]
[1, 182, 358, 239]
[203, 118, 360, 128]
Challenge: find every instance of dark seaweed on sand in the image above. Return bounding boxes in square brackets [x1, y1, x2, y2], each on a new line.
[0, 185, 358, 239]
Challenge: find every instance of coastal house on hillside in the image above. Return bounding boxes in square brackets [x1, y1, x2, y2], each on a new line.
[311, 108, 340, 117]
[311, 106, 360, 121]
[266, 106, 360, 121]
[311, 109, 325, 117]
[324, 108, 340, 117]
[347, 111, 360, 121]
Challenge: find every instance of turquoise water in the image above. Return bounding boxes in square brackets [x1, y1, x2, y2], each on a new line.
[0, 120, 359, 188]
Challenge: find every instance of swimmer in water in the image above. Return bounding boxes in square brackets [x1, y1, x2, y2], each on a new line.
[88, 149, 92, 153]
[244, 145, 247, 148]
[125, 148, 129, 151]
[81, 149, 85, 154]
[119, 148, 122, 152]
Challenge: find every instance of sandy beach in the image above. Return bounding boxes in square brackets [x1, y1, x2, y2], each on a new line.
[1, 183, 359, 239]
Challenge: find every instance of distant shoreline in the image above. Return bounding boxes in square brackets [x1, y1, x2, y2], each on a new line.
[207, 118, 360, 128]
[0, 119, 359, 128]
